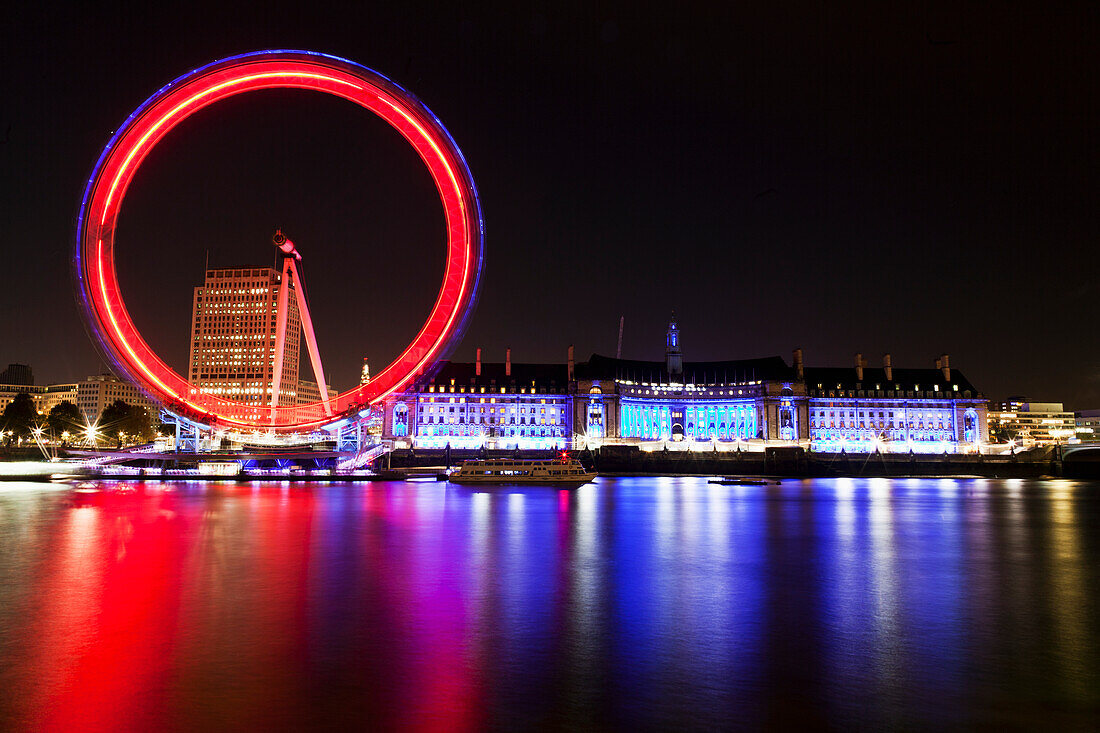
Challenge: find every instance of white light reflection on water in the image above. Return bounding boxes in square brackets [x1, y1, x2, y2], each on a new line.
[560, 481, 606, 720]
[867, 476, 904, 707]
[826, 477, 862, 694]
[654, 477, 676, 561]
[679, 479, 700, 555]
[506, 491, 525, 559]
[705, 482, 731, 561]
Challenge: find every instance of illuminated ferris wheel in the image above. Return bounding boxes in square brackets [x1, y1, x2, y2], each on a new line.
[74, 50, 484, 434]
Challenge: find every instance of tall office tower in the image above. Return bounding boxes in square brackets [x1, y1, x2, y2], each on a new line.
[188, 267, 301, 408]
[0, 363, 34, 386]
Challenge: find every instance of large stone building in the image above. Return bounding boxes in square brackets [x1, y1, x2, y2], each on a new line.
[382, 317, 990, 453]
[383, 349, 572, 450]
[803, 354, 986, 452]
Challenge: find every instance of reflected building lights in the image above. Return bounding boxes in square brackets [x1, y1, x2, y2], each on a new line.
[868, 479, 904, 693]
[705, 483, 731, 558]
[1048, 484, 1091, 697]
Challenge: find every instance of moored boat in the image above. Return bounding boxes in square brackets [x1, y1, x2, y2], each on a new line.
[449, 457, 596, 486]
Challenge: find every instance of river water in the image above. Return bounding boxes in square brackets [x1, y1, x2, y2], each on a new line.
[0, 477, 1097, 731]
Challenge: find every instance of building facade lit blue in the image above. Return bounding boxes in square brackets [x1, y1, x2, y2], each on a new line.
[383, 318, 989, 453]
[803, 354, 987, 453]
[382, 352, 572, 450]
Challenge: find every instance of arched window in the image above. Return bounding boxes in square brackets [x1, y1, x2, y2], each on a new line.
[392, 403, 409, 437]
[964, 409, 978, 443]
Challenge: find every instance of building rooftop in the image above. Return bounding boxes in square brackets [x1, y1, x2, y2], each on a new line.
[0, 364, 34, 386]
[415, 355, 984, 396]
[577, 353, 796, 384]
[422, 361, 569, 387]
[802, 366, 980, 395]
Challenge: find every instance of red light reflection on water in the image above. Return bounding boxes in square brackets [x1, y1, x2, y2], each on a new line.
[25, 488, 187, 731]
[12, 483, 486, 730]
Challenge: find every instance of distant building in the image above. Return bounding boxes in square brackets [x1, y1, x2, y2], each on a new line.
[0, 364, 34, 386]
[0, 372, 77, 416]
[297, 378, 330, 405]
[0, 383, 46, 413]
[1075, 409, 1100, 443]
[989, 401, 1077, 446]
[188, 267, 302, 412]
[75, 374, 160, 423]
[39, 383, 79, 415]
[0, 373, 155, 424]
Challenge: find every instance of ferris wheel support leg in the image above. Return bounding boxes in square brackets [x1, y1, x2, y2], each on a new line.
[288, 260, 333, 416]
[169, 415, 199, 453]
[269, 258, 293, 422]
[336, 421, 361, 454]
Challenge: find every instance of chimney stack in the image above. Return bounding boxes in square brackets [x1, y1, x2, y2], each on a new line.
[793, 348, 804, 380]
[855, 352, 864, 381]
[883, 353, 893, 382]
[505, 348, 511, 377]
[567, 345, 575, 382]
[941, 353, 951, 382]
[475, 347, 481, 376]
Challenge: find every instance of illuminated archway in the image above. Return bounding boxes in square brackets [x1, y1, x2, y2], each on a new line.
[74, 50, 484, 433]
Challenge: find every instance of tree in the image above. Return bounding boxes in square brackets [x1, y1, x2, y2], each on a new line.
[99, 399, 133, 448]
[126, 405, 154, 443]
[1, 393, 38, 442]
[47, 401, 84, 441]
[98, 400, 156, 447]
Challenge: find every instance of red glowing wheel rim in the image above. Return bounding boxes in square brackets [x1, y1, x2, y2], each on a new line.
[75, 50, 483, 432]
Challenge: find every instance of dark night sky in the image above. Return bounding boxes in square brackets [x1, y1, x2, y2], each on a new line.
[2, 2, 1097, 406]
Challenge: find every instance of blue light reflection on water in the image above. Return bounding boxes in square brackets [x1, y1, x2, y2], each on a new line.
[0, 477, 1097, 730]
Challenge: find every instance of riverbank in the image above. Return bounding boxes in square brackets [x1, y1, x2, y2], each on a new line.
[4, 444, 1096, 481]
[387, 445, 1094, 479]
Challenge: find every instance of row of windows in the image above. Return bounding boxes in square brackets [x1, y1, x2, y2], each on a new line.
[626, 387, 755, 397]
[422, 395, 558, 404]
[812, 429, 955, 443]
[423, 416, 559, 425]
[426, 384, 567, 395]
[417, 426, 567, 438]
[811, 389, 973, 399]
[811, 409, 953, 430]
[422, 406, 555, 414]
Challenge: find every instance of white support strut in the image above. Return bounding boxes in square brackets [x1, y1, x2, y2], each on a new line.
[269, 231, 333, 422]
[269, 257, 292, 421]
